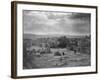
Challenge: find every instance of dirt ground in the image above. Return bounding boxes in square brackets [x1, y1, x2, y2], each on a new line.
[23, 48, 90, 69]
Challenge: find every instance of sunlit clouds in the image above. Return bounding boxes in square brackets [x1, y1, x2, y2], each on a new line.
[23, 10, 90, 36]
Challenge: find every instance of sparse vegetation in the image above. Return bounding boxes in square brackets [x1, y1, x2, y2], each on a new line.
[23, 34, 91, 69]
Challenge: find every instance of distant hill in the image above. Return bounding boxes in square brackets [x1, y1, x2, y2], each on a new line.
[23, 33, 90, 40]
[23, 34, 63, 40]
[23, 34, 40, 40]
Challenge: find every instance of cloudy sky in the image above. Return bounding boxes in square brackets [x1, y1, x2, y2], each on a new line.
[23, 10, 90, 36]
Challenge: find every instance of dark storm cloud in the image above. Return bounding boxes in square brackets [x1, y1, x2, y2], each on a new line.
[69, 13, 91, 20]
[23, 10, 90, 35]
[69, 13, 91, 35]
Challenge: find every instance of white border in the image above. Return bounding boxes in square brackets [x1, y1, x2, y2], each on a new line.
[17, 3, 96, 76]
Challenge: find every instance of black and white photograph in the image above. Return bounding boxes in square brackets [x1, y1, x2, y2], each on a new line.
[11, 1, 97, 78]
[23, 11, 91, 69]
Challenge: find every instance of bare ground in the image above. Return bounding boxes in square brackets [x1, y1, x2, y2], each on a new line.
[23, 48, 90, 69]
